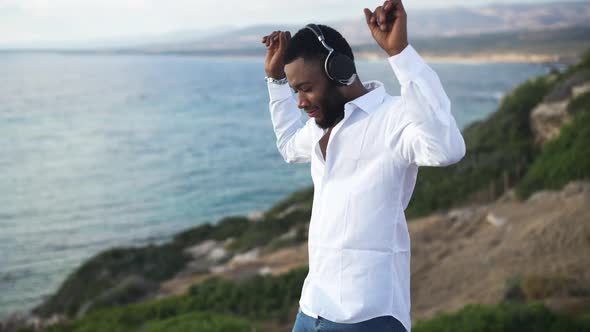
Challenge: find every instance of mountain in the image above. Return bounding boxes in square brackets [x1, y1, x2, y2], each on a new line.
[130, 1, 590, 53]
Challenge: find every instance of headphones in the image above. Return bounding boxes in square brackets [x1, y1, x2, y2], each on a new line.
[305, 24, 357, 86]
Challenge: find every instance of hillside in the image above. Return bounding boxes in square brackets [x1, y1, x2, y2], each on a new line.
[158, 179, 590, 323]
[3, 180, 589, 332]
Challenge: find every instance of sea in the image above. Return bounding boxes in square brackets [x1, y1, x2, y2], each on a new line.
[0, 52, 550, 319]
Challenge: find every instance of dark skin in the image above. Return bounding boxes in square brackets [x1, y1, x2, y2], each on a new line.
[261, 0, 409, 161]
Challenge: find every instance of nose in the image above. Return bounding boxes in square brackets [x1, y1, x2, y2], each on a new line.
[297, 93, 311, 110]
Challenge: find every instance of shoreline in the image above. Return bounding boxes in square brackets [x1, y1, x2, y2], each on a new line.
[0, 49, 578, 65]
[356, 51, 576, 65]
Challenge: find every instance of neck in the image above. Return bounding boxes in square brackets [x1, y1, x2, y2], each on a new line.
[328, 79, 369, 129]
[341, 78, 369, 102]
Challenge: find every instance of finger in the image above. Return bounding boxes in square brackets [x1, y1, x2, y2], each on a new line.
[386, 0, 407, 18]
[267, 31, 279, 47]
[382, 0, 392, 27]
[274, 31, 283, 45]
[264, 33, 273, 46]
[270, 33, 279, 47]
[364, 8, 378, 32]
[363, 8, 372, 25]
[394, 0, 406, 10]
[279, 31, 290, 51]
[383, 0, 390, 11]
[374, 6, 386, 31]
[278, 31, 285, 51]
[383, 0, 402, 30]
[382, 0, 394, 31]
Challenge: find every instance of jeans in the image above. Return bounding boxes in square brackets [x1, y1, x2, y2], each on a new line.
[292, 308, 406, 332]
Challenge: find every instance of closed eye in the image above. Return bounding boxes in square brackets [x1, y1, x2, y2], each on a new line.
[293, 89, 310, 94]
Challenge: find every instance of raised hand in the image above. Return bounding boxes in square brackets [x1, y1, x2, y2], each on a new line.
[363, 0, 409, 56]
[261, 30, 291, 79]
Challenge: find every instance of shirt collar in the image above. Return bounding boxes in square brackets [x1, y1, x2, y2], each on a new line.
[344, 80, 386, 115]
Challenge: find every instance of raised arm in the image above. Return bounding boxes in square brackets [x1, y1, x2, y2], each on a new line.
[364, 0, 465, 167]
[262, 31, 314, 164]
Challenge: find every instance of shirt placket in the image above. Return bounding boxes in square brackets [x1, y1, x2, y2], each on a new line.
[312, 107, 354, 219]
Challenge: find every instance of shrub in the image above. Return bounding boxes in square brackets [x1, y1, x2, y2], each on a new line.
[516, 105, 590, 198]
[412, 302, 590, 332]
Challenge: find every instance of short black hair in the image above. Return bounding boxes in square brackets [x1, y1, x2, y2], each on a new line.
[284, 24, 355, 65]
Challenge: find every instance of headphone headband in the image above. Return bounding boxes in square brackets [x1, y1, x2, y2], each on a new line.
[305, 24, 334, 53]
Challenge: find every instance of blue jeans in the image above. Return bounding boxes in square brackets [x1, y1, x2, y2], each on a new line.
[292, 308, 406, 332]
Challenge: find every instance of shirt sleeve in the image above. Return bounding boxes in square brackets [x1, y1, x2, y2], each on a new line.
[385, 44, 466, 167]
[267, 82, 315, 164]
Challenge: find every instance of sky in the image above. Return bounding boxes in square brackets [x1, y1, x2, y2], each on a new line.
[0, 0, 576, 45]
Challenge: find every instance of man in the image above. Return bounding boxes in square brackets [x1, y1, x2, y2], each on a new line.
[261, 1, 465, 331]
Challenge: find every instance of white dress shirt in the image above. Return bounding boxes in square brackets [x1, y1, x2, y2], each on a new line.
[267, 44, 465, 332]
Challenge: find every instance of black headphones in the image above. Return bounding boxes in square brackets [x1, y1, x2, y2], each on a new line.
[305, 24, 357, 86]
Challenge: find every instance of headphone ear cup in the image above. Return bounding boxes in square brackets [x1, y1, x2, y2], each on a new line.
[326, 53, 356, 85]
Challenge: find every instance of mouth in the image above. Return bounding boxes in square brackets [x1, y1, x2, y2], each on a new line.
[306, 109, 320, 118]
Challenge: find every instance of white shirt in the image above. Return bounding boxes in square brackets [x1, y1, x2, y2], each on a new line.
[266, 44, 465, 332]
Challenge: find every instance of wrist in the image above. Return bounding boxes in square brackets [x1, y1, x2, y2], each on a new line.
[265, 71, 286, 79]
[385, 42, 409, 57]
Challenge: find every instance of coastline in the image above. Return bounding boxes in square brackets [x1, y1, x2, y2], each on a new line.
[0, 48, 577, 66]
[356, 51, 576, 65]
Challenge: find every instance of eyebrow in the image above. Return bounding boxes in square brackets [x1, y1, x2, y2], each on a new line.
[291, 81, 312, 90]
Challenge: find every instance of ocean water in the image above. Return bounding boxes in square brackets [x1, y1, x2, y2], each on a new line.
[0, 53, 549, 318]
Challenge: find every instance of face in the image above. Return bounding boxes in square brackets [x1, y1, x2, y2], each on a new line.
[285, 58, 347, 129]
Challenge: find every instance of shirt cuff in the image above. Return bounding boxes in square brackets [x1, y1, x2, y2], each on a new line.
[388, 44, 427, 85]
[267, 82, 293, 101]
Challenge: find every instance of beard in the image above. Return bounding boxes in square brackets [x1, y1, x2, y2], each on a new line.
[315, 82, 348, 130]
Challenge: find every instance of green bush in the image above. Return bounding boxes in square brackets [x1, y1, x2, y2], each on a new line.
[413, 302, 590, 332]
[41, 267, 308, 331]
[187, 267, 308, 320]
[516, 104, 590, 198]
[35, 243, 190, 317]
[227, 209, 311, 252]
[263, 186, 314, 219]
[144, 312, 256, 332]
[172, 216, 250, 248]
[568, 91, 590, 115]
[43, 310, 257, 332]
